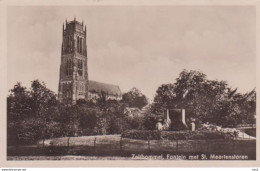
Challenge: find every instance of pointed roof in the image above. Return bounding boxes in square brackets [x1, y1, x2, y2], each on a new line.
[88, 80, 122, 96]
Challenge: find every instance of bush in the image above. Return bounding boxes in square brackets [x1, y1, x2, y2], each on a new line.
[122, 130, 234, 140]
[143, 113, 160, 130]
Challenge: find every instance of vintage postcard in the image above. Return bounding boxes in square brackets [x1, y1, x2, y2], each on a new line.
[0, 0, 259, 167]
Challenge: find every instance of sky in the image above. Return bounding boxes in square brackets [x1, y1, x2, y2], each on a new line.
[7, 6, 256, 100]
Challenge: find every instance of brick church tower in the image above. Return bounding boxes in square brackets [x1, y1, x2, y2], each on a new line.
[58, 18, 88, 104]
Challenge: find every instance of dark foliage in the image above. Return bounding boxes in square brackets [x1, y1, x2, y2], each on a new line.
[7, 69, 256, 146]
[122, 87, 148, 109]
[7, 80, 62, 145]
[152, 69, 256, 128]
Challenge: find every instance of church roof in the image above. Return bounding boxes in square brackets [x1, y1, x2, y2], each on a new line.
[88, 80, 122, 96]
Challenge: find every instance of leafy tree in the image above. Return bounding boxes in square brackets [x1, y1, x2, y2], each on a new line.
[152, 83, 176, 116]
[153, 70, 213, 123]
[7, 82, 32, 121]
[7, 80, 61, 145]
[74, 102, 98, 135]
[7, 82, 33, 145]
[59, 105, 80, 146]
[30, 80, 58, 119]
[143, 112, 159, 130]
[29, 80, 62, 144]
[122, 87, 148, 109]
[152, 69, 256, 128]
[243, 89, 256, 124]
[104, 101, 126, 134]
[124, 114, 144, 130]
[15, 118, 62, 146]
[94, 100, 126, 134]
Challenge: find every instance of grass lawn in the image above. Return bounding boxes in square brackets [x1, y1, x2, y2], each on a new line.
[8, 134, 256, 160]
[42, 134, 122, 147]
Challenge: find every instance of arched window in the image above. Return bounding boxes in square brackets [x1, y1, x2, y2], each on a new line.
[70, 36, 73, 52]
[69, 82, 72, 97]
[62, 83, 66, 98]
[83, 39, 86, 55]
[77, 37, 79, 53]
[66, 59, 73, 76]
[80, 38, 82, 54]
[77, 59, 83, 76]
[68, 36, 70, 52]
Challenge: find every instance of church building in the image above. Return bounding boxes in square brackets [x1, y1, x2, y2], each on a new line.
[58, 18, 122, 104]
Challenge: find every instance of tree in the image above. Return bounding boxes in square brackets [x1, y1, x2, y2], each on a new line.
[59, 104, 80, 146]
[7, 82, 32, 121]
[29, 80, 62, 144]
[143, 111, 159, 130]
[14, 118, 62, 146]
[153, 70, 212, 124]
[94, 100, 126, 134]
[152, 69, 256, 128]
[30, 80, 58, 119]
[152, 83, 176, 116]
[7, 82, 33, 145]
[242, 89, 256, 125]
[75, 102, 98, 135]
[122, 87, 148, 109]
[104, 101, 126, 134]
[7, 80, 61, 145]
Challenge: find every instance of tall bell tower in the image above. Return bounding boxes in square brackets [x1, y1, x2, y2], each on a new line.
[58, 18, 88, 104]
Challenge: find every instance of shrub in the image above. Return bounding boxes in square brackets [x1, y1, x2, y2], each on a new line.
[122, 130, 234, 140]
[143, 113, 160, 130]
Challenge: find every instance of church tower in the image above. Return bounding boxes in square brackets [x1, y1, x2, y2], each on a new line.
[58, 18, 88, 104]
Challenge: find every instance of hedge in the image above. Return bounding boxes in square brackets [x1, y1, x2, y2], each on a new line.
[122, 130, 234, 140]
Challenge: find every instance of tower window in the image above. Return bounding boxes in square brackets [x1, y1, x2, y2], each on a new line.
[83, 39, 86, 55]
[78, 59, 83, 76]
[65, 36, 74, 53]
[62, 82, 72, 99]
[80, 38, 82, 54]
[68, 36, 70, 52]
[78, 83, 84, 94]
[77, 36, 83, 54]
[70, 36, 73, 52]
[77, 36, 80, 53]
[66, 59, 73, 76]
[79, 38, 81, 53]
[69, 36, 71, 53]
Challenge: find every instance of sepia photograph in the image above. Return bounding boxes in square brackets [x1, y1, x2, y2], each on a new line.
[1, 0, 259, 167]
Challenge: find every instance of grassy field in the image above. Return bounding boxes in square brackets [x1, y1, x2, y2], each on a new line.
[7, 135, 256, 160]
